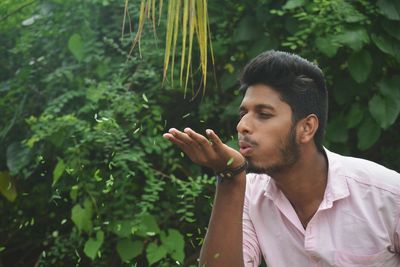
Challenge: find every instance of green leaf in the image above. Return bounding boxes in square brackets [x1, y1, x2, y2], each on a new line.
[0, 171, 17, 202]
[333, 28, 369, 51]
[326, 117, 348, 143]
[315, 37, 339, 57]
[142, 93, 149, 103]
[369, 94, 400, 129]
[378, 76, 400, 100]
[111, 220, 134, 238]
[6, 142, 31, 176]
[226, 157, 234, 166]
[346, 103, 364, 128]
[339, 1, 367, 23]
[52, 159, 65, 186]
[371, 34, 400, 62]
[84, 230, 104, 260]
[381, 20, 400, 41]
[357, 116, 381, 150]
[68, 33, 85, 61]
[348, 50, 372, 83]
[70, 185, 78, 202]
[137, 214, 160, 237]
[116, 239, 143, 262]
[71, 199, 93, 233]
[160, 229, 185, 263]
[248, 34, 279, 59]
[283, 0, 305, 9]
[377, 0, 400, 21]
[233, 16, 262, 42]
[146, 242, 167, 265]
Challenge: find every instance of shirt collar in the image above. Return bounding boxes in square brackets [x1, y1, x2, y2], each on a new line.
[263, 147, 350, 207]
[320, 147, 350, 209]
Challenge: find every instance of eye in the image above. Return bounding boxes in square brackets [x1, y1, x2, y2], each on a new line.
[259, 112, 272, 119]
[238, 111, 246, 119]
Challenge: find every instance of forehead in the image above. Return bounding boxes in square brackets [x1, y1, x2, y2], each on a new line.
[240, 84, 290, 112]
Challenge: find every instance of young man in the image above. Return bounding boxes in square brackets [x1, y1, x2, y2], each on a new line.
[163, 51, 400, 267]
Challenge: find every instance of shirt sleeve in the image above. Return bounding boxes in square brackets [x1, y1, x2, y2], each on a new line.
[395, 208, 400, 254]
[243, 174, 262, 267]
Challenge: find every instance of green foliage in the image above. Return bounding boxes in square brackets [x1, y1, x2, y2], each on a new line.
[0, 0, 399, 266]
[0, 0, 214, 266]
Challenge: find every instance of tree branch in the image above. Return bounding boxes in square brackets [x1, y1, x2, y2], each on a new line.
[0, 1, 36, 23]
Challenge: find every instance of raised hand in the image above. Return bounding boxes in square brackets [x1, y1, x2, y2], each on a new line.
[163, 127, 245, 172]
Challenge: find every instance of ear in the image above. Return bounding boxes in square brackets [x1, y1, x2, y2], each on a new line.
[296, 114, 319, 144]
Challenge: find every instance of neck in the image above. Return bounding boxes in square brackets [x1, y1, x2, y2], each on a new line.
[273, 146, 328, 217]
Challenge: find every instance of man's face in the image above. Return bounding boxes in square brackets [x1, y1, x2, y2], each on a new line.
[237, 84, 300, 176]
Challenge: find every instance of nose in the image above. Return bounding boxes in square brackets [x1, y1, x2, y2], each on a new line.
[236, 114, 252, 135]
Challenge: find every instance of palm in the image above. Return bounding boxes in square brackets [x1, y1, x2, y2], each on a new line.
[163, 128, 245, 172]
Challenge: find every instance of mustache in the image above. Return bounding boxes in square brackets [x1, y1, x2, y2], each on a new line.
[238, 136, 258, 146]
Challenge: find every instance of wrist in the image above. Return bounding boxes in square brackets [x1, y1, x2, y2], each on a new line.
[215, 160, 248, 183]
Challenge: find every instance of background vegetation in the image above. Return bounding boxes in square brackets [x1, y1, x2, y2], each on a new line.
[0, 0, 399, 266]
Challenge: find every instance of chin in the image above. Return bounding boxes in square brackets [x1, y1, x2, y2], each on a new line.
[246, 159, 271, 175]
[246, 159, 289, 177]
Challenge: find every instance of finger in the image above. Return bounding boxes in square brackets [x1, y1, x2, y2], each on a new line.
[205, 129, 223, 148]
[184, 128, 212, 148]
[163, 133, 186, 146]
[168, 128, 197, 146]
[163, 133, 196, 157]
[168, 128, 202, 158]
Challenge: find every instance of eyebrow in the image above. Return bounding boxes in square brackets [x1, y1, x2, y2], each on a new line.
[239, 104, 276, 112]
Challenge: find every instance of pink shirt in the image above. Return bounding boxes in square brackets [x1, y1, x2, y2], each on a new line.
[243, 149, 400, 267]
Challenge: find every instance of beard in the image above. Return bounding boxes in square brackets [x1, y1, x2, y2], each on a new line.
[246, 124, 300, 176]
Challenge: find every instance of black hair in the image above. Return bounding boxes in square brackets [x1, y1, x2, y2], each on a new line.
[240, 50, 328, 152]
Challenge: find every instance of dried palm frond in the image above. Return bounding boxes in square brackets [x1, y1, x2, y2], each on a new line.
[123, 0, 212, 96]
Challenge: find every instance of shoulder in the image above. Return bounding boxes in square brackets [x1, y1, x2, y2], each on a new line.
[327, 149, 400, 196]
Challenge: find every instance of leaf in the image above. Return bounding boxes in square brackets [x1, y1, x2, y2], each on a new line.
[6, 142, 31, 176]
[116, 239, 143, 262]
[71, 199, 93, 233]
[326, 117, 348, 143]
[0, 171, 17, 202]
[160, 229, 185, 263]
[283, 0, 305, 9]
[83, 230, 104, 260]
[357, 116, 381, 150]
[68, 33, 85, 61]
[233, 16, 262, 42]
[70, 185, 78, 202]
[377, 0, 400, 21]
[378, 75, 400, 100]
[371, 34, 400, 62]
[142, 93, 149, 103]
[368, 94, 400, 129]
[226, 157, 234, 166]
[339, 1, 367, 23]
[52, 159, 65, 186]
[146, 242, 167, 265]
[248, 34, 279, 58]
[111, 220, 134, 238]
[137, 214, 160, 237]
[348, 50, 372, 83]
[315, 37, 339, 57]
[346, 103, 364, 129]
[381, 20, 400, 41]
[333, 28, 369, 51]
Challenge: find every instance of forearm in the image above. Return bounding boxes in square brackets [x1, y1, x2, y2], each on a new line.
[199, 173, 246, 267]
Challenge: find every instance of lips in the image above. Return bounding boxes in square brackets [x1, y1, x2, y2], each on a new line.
[239, 140, 254, 155]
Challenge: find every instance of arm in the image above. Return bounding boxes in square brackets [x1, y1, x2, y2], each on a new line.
[199, 170, 246, 267]
[163, 127, 246, 267]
